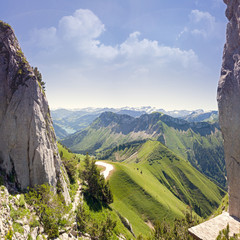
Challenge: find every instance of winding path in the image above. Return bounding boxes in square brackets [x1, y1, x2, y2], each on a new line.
[95, 161, 114, 179]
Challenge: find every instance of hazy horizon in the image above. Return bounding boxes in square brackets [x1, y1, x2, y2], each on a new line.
[50, 105, 218, 112]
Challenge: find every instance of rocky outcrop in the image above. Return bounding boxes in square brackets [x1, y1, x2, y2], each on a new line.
[0, 184, 82, 239]
[217, 0, 240, 218]
[0, 21, 70, 203]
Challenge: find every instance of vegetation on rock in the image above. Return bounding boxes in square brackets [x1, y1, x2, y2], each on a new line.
[33, 67, 46, 91]
[25, 184, 71, 239]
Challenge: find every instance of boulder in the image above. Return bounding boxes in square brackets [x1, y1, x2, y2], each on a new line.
[217, 0, 240, 218]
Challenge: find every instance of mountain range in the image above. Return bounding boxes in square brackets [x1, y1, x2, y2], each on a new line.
[52, 107, 218, 139]
[61, 111, 225, 188]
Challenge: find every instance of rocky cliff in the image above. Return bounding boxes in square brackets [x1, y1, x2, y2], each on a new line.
[0, 21, 70, 203]
[217, 0, 240, 218]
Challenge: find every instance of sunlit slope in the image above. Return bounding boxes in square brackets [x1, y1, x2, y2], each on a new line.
[108, 140, 225, 236]
[110, 162, 188, 237]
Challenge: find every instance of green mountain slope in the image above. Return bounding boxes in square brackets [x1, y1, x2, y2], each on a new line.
[108, 140, 225, 237]
[51, 108, 147, 139]
[62, 111, 225, 188]
[53, 123, 69, 139]
[181, 110, 218, 123]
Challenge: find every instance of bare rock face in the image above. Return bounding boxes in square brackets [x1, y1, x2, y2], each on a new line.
[0, 22, 70, 203]
[217, 0, 240, 218]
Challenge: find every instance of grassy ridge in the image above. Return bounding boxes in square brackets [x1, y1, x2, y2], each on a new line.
[110, 162, 188, 237]
[108, 140, 225, 237]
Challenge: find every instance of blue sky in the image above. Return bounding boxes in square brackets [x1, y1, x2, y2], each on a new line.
[1, 0, 227, 110]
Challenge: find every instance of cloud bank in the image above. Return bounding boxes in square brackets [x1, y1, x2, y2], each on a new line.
[26, 9, 214, 110]
[30, 9, 199, 67]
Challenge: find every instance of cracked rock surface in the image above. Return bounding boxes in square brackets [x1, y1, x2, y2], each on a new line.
[217, 0, 240, 218]
[0, 22, 70, 203]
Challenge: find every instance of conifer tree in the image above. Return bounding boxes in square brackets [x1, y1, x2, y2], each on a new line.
[81, 154, 113, 204]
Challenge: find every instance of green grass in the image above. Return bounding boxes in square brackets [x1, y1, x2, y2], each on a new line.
[64, 126, 145, 154]
[58, 142, 78, 160]
[108, 140, 225, 237]
[110, 162, 188, 237]
[211, 193, 229, 218]
[81, 200, 133, 239]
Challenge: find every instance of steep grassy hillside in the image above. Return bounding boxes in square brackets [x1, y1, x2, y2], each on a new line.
[108, 140, 225, 237]
[62, 112, 225, 188]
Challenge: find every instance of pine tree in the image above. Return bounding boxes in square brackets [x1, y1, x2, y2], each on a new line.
[81, 154, 113, 204]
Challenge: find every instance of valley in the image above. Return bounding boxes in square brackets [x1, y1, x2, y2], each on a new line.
[54, 108, 226, 238]
[59, 110, 225, 189]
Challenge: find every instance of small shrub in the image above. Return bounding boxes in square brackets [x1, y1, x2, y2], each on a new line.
[151, 211, 199, 240]
[19, 194, 25, 208]
[62, 158, 77, 184]
[33, 67, 45, 91]
[29, 217, 40, 228]
[0, 21, 11, 30]
[76, 204, 89, 233]
[10, 206, 30, 221]
[4, 226, 13, 240]
[27, 235, 33, 240]
[216, 224, 239, 240]
[13, 222, 24, 234]
[98, 215, 117, 240]
[136, 234, 144, 240]
[25, 184, 70, 238]
[69, 183, 78, 202]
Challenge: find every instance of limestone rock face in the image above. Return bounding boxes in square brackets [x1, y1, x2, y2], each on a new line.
[0, 22, 70, 203]
[217, 0, 240, 218]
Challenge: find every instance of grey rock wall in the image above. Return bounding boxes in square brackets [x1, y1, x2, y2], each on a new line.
[0, 22, 70, 203]
[217, 0, 240, 218]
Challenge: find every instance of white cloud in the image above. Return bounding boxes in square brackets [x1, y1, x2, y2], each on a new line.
[190, 10, 215, 24]
[191, 29, 207, 38]
[59, 9, 105, 40]
[118, 31, 198, 69]
[29, 9, 199, 69]
[177, 27, 189, 40]
[178, 9, 219, 40]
